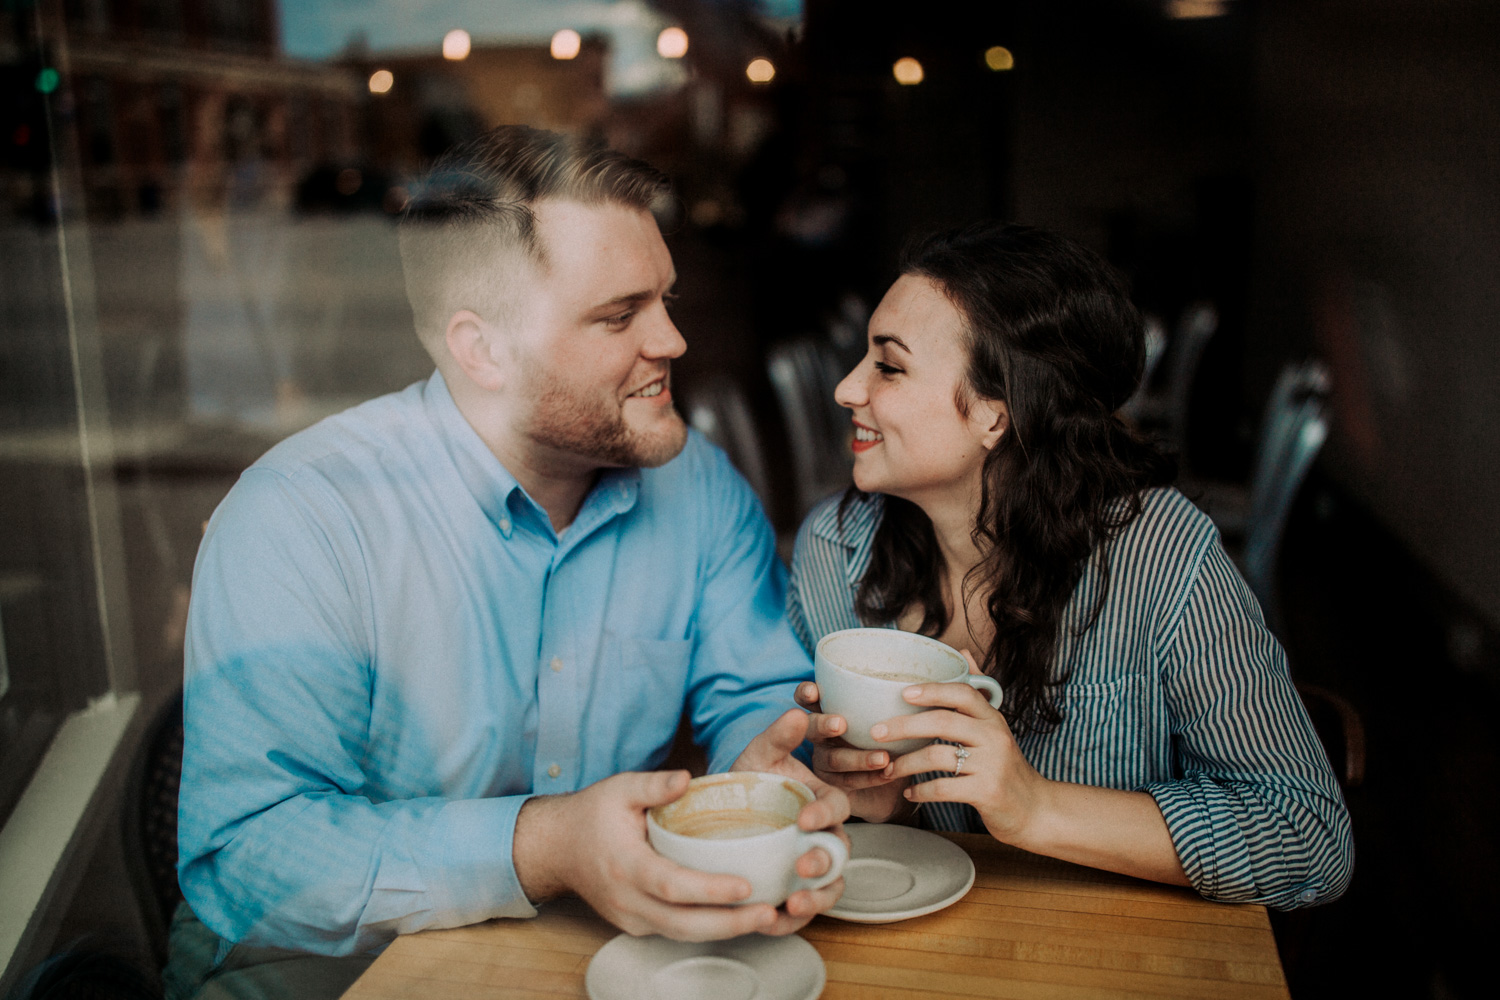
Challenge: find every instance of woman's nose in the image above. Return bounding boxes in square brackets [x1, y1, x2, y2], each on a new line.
[834, 364, 865, 409]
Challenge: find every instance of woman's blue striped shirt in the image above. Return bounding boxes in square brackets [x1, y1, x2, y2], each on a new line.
[787, 486, 1353, 910]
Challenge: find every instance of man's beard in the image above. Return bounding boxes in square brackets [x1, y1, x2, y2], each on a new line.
[525, 371, 687, 469]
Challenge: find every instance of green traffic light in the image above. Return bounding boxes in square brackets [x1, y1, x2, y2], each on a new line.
[35, 67, 60, 94]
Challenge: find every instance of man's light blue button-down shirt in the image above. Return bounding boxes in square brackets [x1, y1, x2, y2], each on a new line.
[179, 372, 811, 955]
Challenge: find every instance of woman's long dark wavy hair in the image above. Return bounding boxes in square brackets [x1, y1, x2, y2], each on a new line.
[851, 222, 1176, 737]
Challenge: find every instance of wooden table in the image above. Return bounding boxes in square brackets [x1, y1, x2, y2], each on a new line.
[343, 833, 1290, 999]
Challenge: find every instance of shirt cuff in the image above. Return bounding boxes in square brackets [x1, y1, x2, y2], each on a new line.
[1142, 779, 1217, 895]
[424, 795, 540, 926]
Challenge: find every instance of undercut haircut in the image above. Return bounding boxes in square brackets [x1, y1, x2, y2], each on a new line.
[398, 125, 673, 351]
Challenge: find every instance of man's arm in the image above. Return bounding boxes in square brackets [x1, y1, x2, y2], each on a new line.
[179, 470, 537, 955]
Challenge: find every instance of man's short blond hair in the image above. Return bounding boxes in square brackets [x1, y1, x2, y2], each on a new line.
[398, 125, 672, 352]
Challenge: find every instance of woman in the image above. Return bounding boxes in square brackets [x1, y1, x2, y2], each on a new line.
[788, 222, 1352, 908]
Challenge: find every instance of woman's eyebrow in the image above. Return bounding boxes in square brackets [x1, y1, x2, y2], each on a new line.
[872, 333, 911, 353]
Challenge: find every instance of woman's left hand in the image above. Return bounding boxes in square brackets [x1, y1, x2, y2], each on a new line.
[876, 676, 1052, 844]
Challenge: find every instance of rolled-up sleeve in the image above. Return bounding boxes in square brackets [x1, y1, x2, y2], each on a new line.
[1144, 539, 1354, 910]
[179, 470, 537, 956]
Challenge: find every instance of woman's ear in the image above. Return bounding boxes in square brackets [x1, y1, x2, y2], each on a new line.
[445, 310, 507, 393]
[976, 399, 1010, 450]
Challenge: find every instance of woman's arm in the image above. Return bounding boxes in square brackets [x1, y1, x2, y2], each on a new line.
[878, 684, 1188, 885]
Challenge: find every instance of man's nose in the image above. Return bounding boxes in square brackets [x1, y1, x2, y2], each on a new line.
[642, 309, 687, 361]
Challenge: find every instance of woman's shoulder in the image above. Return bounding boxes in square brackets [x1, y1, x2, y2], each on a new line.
[797, 489, 885, 550]
[1115, 486, 1220, 554]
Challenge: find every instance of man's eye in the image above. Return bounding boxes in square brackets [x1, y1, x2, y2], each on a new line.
[663, 292, 679, 311]
[604, 311, 635, 330]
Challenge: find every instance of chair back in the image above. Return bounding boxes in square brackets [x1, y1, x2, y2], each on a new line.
[120, 688, 185, 966]
[1118, 313, 1169, 423]
[766, 338, 853, 520]
[1242, 360, 1331, 622]
[682, 376, 773, 510]
[1162, 302, 1219, 460]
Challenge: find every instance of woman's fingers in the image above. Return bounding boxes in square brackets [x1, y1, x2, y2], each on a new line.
[904, 774, 977, 807]
[870, 708, 988, 747]
[900, 681, 1006, 721]
[820, 746, 889, 773]
[884, 742, 964, 780]
[803, 711, 847, 742]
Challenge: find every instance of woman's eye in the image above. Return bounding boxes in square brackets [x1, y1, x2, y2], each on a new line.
[873, 361, 902, 376]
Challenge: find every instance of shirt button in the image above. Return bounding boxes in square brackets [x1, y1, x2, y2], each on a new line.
[498, 517, 511, 533]
[550, 657, 564, 673]
[547, 763, 561, 779]
[1298, 888, 1318, 904]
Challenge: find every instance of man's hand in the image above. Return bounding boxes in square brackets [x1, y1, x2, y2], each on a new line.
[730, 708, 852, 930]
[514, 771, 783, 941]
[794, 681, 913, 823]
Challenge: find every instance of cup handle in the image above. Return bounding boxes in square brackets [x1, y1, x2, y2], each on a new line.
[793, 830, 849, 894]
[966, 674, 1004, 709]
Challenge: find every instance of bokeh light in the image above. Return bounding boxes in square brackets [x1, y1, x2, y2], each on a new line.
[442, 29, 471, 61]
[551, 29, 582, 60]
[746, 58, 776, 84]
[657, 27, 689, 59]
[1167, 0, 1229, 18]
[893, 57, 924, 85]
[368, 69, 394, 95]
[984, 46, 1015, 71]
[35, 67, 60, 94]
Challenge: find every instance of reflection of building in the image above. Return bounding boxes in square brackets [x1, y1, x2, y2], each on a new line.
[349, 39, 609, 178]
[46, 0, 360, 216]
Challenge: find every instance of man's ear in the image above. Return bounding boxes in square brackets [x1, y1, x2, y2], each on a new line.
[977, 399, 1010, 450]
[445, 310, 506, 392]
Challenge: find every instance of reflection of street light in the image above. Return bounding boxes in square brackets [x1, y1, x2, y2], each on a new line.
[984, 46, 1014, 71]
[746, 58, 775, 83]
[893, 57, 923, 85]
[368, 69, 394, 95]
[657, 27, 688, 59]
[551, 29, 582, 60]
[443, 29, 471, 61]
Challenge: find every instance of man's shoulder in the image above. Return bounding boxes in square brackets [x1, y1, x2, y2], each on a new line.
[250, 380, 431, 483]
[639, 428, 750, 501]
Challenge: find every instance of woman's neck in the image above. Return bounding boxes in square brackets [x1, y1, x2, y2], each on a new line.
[903, 484, 994, 655]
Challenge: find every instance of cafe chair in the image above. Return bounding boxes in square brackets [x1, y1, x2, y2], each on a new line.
[766, 337, 853, 522]
[1239, 360, 1331, 626]
[1295, 681, 1366, 792]
[1117, 313, 1169, 426]
[1125, 301, 1219, 459]
[682, 375, 774, 514]
[120, 688, 185, 968]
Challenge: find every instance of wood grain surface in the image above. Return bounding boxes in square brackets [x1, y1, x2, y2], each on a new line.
[342, 832, 1289, 1000]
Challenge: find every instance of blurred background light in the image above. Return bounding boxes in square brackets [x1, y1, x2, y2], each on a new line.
[893, 57, 924, 86]
[35, 67, 60, 94]
[550, 28, 582, 60]
[1167, 0, 1230, 18]
[368, 69, 394, 94]
[442, 29, 471, 60]
[657, 26, 689, 59]
[984, 46, 1015, 71]
[746, 58, 776, 84]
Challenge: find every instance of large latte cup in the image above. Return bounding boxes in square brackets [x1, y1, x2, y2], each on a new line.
[815, 627, 1004, 755]
[647, 772, 848, 906]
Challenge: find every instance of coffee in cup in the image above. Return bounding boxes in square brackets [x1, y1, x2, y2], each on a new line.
[647, 772, 848, 906]
[814, 627, 1004, 755]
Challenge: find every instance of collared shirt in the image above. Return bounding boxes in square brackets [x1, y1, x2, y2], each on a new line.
[179, 371, 810, 955]
[788, 487, 1353, 911]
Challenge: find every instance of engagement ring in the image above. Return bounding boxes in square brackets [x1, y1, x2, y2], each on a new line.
[953, 746, 970, 775]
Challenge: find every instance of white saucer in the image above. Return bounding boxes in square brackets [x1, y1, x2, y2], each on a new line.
[584, 931, 825, 1000]
[825, 823, 976, 923]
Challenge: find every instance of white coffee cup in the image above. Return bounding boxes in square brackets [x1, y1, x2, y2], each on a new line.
[814, 627, 1004, 755]
[646, 771, 848, 907]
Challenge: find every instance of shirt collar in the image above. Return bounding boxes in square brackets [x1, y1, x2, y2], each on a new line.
[423, 369, 641, 541]
[810, 490, 885, 588]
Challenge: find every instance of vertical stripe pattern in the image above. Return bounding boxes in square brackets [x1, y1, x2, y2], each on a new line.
[787, 487, 1354, 910]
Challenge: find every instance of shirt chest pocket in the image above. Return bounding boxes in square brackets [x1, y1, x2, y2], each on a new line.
[597, 635, 694, 769]
[1044, 676, 1149, 787]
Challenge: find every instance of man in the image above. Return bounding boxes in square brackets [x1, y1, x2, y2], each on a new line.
[169, 126, 846, 999]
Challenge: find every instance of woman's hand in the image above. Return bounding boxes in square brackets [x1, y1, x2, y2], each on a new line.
[794, 681, 914, 823]
[878, 675, 1051, 844]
